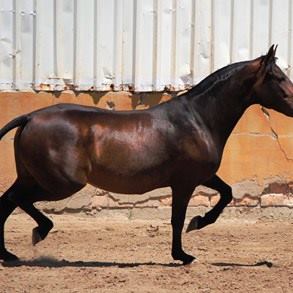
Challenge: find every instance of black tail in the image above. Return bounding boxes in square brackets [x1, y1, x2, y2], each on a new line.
[0, 115, 29, 140]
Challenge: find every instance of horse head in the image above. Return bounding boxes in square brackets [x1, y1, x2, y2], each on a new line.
[252, 45, 293, 117]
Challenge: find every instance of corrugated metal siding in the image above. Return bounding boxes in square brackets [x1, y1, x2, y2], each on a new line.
[0, 0, 292, 92]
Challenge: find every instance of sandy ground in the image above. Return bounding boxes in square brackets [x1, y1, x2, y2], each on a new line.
[0, 213, 292, 293]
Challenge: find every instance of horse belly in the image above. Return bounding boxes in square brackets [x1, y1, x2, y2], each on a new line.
[87, 164, 170, 194]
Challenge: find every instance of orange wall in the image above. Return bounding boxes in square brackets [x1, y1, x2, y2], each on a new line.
[0, 91, 292, 194]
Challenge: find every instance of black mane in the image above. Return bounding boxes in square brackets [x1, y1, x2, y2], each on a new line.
[187, 60, 250, 97]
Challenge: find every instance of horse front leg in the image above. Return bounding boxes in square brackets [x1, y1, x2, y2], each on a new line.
[171, 184, 195, 265]
[186, 175, 233, 232]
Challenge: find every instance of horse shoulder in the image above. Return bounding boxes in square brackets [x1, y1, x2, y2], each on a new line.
[178, 126, 221, 172]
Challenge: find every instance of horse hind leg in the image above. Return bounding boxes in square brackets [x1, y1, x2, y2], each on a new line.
[0, 182, 20, 261]
[8, 184, 54, 246]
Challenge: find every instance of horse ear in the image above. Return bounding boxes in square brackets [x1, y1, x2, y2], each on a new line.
[262, 44, 277, 67]
[273, 44, 278, 55]
[258, 45, 277, 78]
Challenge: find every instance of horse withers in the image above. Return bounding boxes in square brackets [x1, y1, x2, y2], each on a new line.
[0, 45, 292, 264]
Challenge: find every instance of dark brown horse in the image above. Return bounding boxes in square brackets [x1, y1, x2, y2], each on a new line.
[0, 45, 292, 264]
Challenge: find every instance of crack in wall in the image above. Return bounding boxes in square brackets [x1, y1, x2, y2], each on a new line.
[261, 107, 293, 161]
[233, 132, 276, 138]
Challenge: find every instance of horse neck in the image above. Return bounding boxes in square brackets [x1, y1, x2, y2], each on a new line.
[189, 73, 255, 149]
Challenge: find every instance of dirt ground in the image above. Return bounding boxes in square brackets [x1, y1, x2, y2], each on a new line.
[0, 213, 292, 293]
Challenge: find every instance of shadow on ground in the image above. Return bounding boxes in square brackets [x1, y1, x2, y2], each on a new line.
[211, 260, 273, 268]
[1, 257, 182, 268]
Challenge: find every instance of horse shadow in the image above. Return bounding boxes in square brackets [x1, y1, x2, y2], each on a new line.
[211, 260, 273, 268]
[1, 257, 273, 269]
[1, 257, 182, 268]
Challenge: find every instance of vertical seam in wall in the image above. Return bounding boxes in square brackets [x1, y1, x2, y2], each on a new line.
[12, 0, 16, 90]
[73, 0, 77, 86]
[132, 0, 137, 90]
[229, 0, 234, 63]
[93, 0, 97, 89]
[190, 0, 196, 84]
[121, 0, 125, 88]
[171, 0, 177, 87]
[32, 0, 37, 89]
[288, 0, 292, 76]
[268, 0, 273, 46]
[249, 0, 254, 58]
[113, 0, 118, 89]
[119, 0, 123, 89]
[113, 0, 123, 89]
[210, 0, 214, 72]
[53, 0, 57, 79]
[152, 0, 158, 91]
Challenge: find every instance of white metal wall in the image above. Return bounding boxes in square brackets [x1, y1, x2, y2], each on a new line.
[0, 0, 292, 91]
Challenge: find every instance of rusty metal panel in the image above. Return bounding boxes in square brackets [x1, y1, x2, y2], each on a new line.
[0, 0, 292, 91]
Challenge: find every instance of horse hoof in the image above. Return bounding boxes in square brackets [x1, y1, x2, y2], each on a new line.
[32, 227, 42, 246]
[186, 216, 202, 233]
[0, 250, 19, 262]
[182, 254, 196, 265]
[172, 251, 196, 265]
